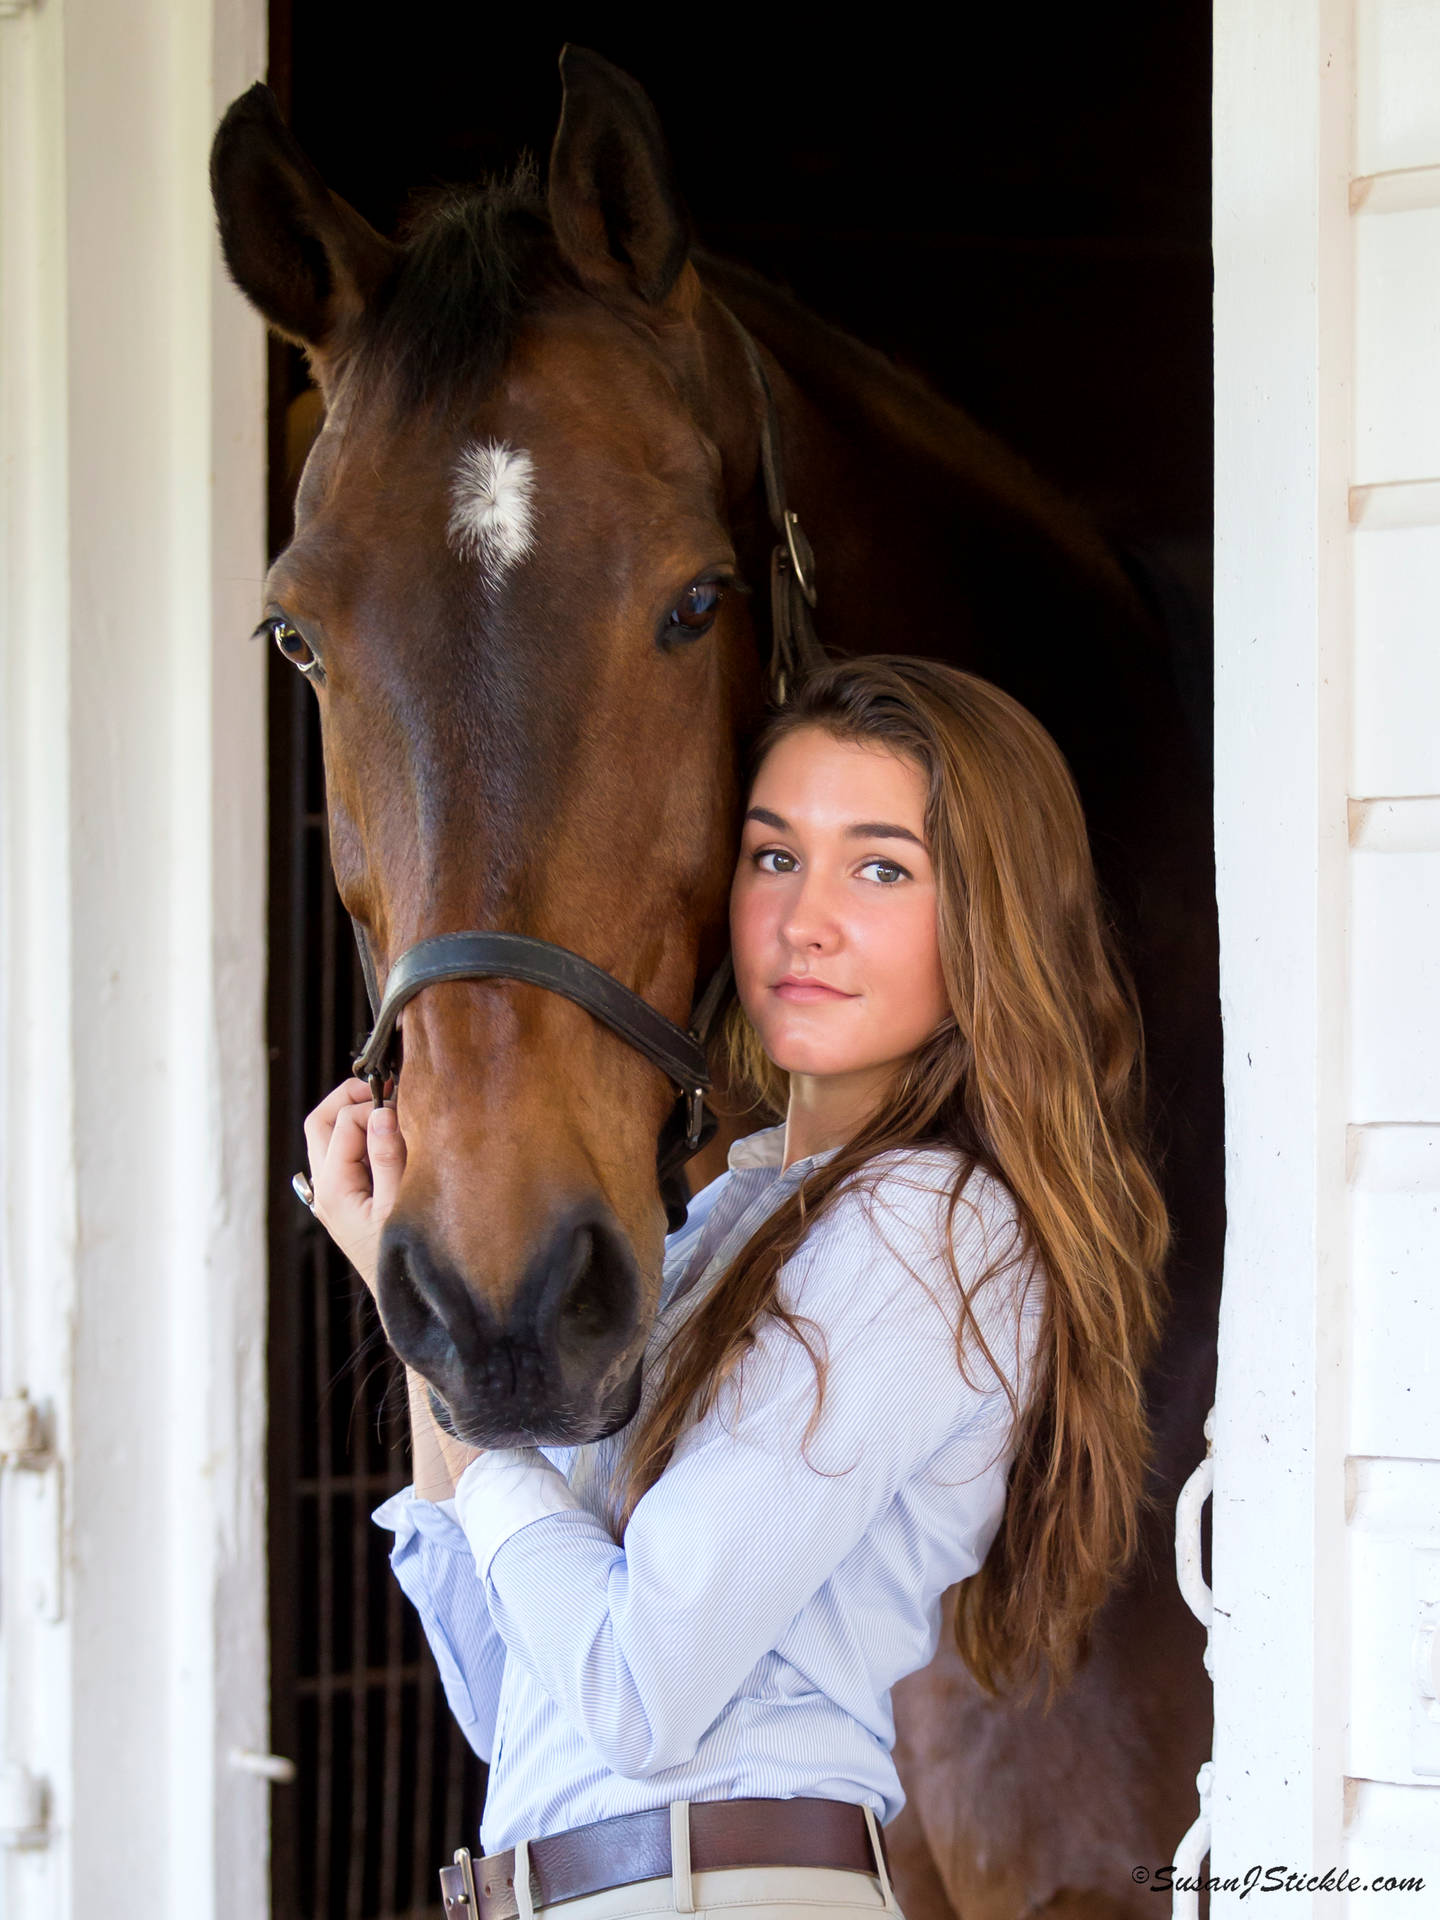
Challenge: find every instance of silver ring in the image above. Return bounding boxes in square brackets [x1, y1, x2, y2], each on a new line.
[292, 1170, 316, 1212]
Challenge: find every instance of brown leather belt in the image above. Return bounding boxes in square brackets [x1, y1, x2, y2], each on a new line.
[439, 1797, 893, 1920]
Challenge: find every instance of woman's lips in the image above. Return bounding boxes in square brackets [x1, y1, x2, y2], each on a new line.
[771, 977, 856, 1002]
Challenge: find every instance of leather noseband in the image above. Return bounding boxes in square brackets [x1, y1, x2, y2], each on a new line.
[351, 931, 732, 1231]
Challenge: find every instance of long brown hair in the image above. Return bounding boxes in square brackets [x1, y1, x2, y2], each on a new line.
[609, 656, 1170, 1704]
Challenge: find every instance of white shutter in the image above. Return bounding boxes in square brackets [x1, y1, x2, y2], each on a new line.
[1214, 0, 1440, 1906]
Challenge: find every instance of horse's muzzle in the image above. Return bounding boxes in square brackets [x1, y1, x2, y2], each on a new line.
[376, 1205, 646, 1445]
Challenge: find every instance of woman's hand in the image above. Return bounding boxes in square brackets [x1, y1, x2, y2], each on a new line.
[303, 1089, 481, 1493]
[302, 1078, 406, 1294]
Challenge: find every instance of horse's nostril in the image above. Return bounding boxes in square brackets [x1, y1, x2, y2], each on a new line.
[563, 1224, 594, 1294]
[377, 1223, 483, 1378]
[550, 1213, 637, 1359]
[386, 1235, 423, 1318]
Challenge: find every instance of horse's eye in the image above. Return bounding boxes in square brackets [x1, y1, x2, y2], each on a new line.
[667, 579, 722, 639]
[259, 616, 319, 674]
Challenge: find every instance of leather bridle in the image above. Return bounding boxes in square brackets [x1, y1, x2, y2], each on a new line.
[348, 314, 827, 1230]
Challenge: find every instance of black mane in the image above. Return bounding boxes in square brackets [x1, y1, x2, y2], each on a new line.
[356, 159, 556, 412]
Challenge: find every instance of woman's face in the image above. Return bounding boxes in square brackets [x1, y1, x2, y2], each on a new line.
[730, 726, 950, 1084]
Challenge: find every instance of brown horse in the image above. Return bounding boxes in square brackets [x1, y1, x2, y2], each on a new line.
[212, 47, 1220, 1920]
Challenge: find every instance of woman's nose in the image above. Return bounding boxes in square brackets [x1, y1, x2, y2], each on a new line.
[779, 875, 841, 952]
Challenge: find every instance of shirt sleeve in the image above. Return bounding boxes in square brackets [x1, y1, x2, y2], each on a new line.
[370, 1201, 724, 1765]
[454, 1158, 1044, 1780]
[371, 1486, 507, 1763]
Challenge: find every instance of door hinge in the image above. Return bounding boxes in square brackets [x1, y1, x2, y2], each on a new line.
[0, 1762, 49, 1850]
[0, 1392, 64, 1623]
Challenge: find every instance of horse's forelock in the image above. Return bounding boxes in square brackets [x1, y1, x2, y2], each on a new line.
[351, 161, 557, 417]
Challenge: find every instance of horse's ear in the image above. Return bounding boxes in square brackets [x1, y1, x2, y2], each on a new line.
[210, 84, 397, 367]
[548, 47, 693, 311]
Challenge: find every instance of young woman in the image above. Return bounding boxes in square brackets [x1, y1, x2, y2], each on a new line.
[302, 656, 1169, 1920]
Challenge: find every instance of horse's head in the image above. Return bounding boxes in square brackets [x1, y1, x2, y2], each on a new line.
[213, 50, 774, 1445]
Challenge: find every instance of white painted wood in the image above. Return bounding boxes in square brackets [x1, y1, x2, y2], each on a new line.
[1344, 1779, 1440, 1900]
[1351, 852, 1440, 1121]
[1348, 478, 1440, 526]
[1212, 2, 1354, 1904]
[1348, 1121, 1440, 1189]
[0, 1, 269, 1916]
[1350, 163, 1440, 213]
[1348, 798, 1440, 849]
[1356, 0, 1440, 175]
[1353, 525, 1440, 794]
[1348, 1138, 1440, 1463]
[1347, 1462, 1440, 1782]
[1344, 0, 1440, 1887]
[1355, 205, 1440, 484]
[0, 2, 79, 1903]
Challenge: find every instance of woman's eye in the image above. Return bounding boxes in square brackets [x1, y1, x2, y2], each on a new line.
[755, 847, 799, 874]
[666, 579, 723, 640]
[259, 616, 318, 674]
[860, 858, 908, 885]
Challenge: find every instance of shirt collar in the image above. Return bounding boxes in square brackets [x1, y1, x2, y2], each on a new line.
[659, 1127, 842, 1318]
[726, 1124, 786, 1171]
[725, 1123, 841, 1179]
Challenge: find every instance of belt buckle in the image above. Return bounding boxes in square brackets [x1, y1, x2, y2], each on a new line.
[440, 1846, 481, 1916]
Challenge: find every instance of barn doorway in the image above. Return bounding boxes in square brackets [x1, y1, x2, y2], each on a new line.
[261, 8, 1213, 1916]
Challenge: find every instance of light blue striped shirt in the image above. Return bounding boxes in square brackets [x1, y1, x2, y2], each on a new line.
[373, 1124, 1046, 1854]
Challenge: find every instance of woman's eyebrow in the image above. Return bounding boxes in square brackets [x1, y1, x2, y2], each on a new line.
[845, 820, 926, 847]
[743, 805, 925, 849]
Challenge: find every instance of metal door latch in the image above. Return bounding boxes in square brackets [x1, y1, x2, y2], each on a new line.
[0, 1762, 48, 1850]
[0, 1391, 63, 1623]
[0, 1393, 50, 1467]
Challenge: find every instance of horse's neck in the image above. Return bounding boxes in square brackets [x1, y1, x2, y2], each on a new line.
[699, 253, 1148, 670]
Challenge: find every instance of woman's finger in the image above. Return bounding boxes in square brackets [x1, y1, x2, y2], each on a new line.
[304, 1077, 372, 1169]
[367, 1105, 407, 1220]
[309, 1078, 373, 1132]
[317, 1099, 378, 1213]
[307, 1102, 371, 1229]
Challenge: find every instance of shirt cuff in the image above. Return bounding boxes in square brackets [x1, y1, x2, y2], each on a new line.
[453, 1446, 584, 1582]
[371, 1483, 470, 1552]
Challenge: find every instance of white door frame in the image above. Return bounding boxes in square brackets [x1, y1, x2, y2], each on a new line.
[0, 2, 270, 1916]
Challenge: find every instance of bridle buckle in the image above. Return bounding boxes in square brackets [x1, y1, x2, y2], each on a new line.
[783, 508, 818, 607]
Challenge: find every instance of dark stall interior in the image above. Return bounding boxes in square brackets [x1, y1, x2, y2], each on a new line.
[262, 8, 1212, 1916]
